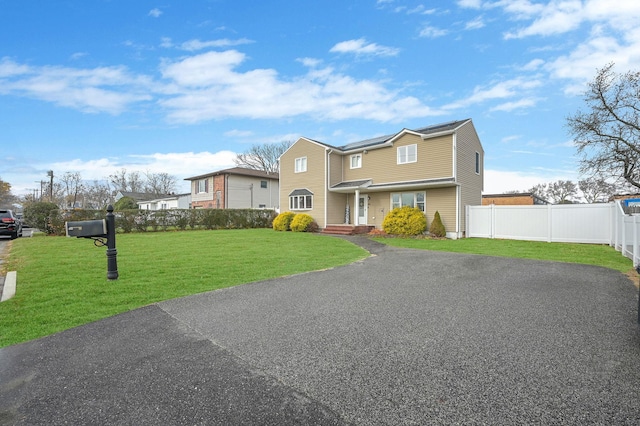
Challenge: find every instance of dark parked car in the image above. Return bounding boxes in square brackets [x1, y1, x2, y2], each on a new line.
[0, 209, 22, 239]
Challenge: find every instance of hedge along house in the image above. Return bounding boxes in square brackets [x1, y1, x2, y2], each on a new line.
[279, 119, 484, 239]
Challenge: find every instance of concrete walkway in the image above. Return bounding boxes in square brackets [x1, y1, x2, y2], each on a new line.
[1, 237, 639, 425]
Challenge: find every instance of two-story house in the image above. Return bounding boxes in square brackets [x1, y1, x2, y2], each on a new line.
[185, 167, 279, 210]
[279, 119, 483, 239]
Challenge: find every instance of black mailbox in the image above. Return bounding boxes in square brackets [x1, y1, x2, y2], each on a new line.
[66, 219, 107, 238]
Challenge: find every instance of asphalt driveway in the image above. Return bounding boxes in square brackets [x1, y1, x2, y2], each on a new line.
[1, 237, 639, 425]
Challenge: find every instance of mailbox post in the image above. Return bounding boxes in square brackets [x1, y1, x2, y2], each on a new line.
[106, 205, 118, 280]
[65, 205, 118, 280]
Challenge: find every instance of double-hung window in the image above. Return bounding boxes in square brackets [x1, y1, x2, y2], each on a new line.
[295, 157, 307, 173]
[397, 144, 417, 164]
[391, 192, 426, 213]
[350, 153, 362, 169]
[197, 178, 208, 194]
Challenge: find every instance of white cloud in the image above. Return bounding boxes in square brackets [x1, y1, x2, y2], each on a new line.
[0, 59, 152, 114]
[419, 25, 448, 38]
[148, 8, 162, 18]
[483, 169, 576, 194]
[13, 151, 238, 195]
[329, 38, 400, 57]
[179, 38, 254, 51]
[158, 50, 440, 123]
[490, 97, 538, 112]
[465, 16, 486, 30]
[443, 77, 542, 110]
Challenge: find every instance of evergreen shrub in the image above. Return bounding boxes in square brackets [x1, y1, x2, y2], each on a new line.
[272, 211, 296, 231]
[429, 211, 446, 238]
[382, 206, 427, 236]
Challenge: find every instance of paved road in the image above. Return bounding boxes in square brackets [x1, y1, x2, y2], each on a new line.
[1, 237, 639, 425]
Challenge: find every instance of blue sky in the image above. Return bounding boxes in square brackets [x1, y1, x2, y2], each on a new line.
[2, 0, 640, 197]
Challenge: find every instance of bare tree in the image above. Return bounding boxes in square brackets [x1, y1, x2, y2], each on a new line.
[109, 169, 143, 193]
[234, 141, 292, 174]
[144, 171, 177, 195]
[85, 180, 113, 209]
[529, 181, 578, 204]
[567, 63, 640, 190]
[578, 178, 617, 203]
[548, 180, 578, 204]
[60, 172, 84, 208]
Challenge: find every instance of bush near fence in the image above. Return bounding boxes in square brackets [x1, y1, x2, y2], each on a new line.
[43, 208, 278, 236]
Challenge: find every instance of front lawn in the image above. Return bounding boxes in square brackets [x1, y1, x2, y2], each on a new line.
[0, 229, 368, 347]
[372, 236, 634, 273]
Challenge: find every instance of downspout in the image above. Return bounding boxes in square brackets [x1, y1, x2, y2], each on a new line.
[453, 132, 460, 238]
[225, 174, 229, 208]
[325, 149, 331, 228]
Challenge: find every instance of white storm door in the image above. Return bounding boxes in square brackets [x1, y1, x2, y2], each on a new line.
[358, 196, 367, 225]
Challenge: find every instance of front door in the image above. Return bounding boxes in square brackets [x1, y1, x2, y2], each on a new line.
[358, 195, 367, 225]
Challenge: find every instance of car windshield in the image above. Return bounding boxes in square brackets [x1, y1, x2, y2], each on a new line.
[0, 211, 11, 219]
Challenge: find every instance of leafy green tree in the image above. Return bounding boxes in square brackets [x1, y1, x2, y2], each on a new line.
[113, 196, 138, 211]
[23, 202, 59, 232]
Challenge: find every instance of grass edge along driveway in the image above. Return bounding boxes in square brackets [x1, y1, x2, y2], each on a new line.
[1, 229, 634, 347]
[0, 229, 368, 347]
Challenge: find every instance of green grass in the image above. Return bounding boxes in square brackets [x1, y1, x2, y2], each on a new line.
[0, 229, 368, 347]
[2, 230, 634, 348]
[372, 236, 634, 273]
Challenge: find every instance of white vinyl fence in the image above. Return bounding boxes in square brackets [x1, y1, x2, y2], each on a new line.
[466, 202, 640, 266]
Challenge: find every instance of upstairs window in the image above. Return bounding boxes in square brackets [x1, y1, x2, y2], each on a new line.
[350, 154, 362, 169]
[295, 156, 307, 173]
[261, 180, 268, 188]
[197, 178, 208, 194]
[475, 152, 481, 174]
[397, 144, 417, 164]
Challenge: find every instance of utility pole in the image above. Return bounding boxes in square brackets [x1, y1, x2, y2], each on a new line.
[47, 170, 54, 201]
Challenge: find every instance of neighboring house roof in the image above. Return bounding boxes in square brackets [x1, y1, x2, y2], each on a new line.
[185, 167, 279, 181]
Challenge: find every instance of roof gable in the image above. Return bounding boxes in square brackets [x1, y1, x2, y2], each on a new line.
[294, 119, 473, 154]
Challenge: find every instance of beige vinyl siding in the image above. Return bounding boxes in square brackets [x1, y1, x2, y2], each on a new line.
[425, 187, 457, 233]
[280, 138, 327, 226]
[326, 192, 348, 224]
[455, 121, 484, 234]
[328, 151, 343, 187]
[343, 133, 454, 184]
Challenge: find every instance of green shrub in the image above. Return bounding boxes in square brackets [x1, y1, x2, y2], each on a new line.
[382, 206, 427, 236]
[429, 211, 446, 238]
[113, 196, 138, 211]
[272, 211, 296, 231]
[23, 202, 59, 234]
[290, 213, 318, 232]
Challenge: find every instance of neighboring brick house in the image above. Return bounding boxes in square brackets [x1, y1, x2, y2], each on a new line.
[185, 167, 279, 210]
[279, 119, 484, 239]
[482, 193, 548, 206]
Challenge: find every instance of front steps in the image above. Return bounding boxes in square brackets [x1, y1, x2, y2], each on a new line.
[321, 225, 374, 235]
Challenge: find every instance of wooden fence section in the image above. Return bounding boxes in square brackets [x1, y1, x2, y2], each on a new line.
[466, 202, 640, 266]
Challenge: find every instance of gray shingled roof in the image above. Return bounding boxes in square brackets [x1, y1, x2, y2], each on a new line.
[330, 179, 372, 189]
[185, 167, 279, 181]
[288, 188, 314, 196]
[337, 119, 470, 151]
